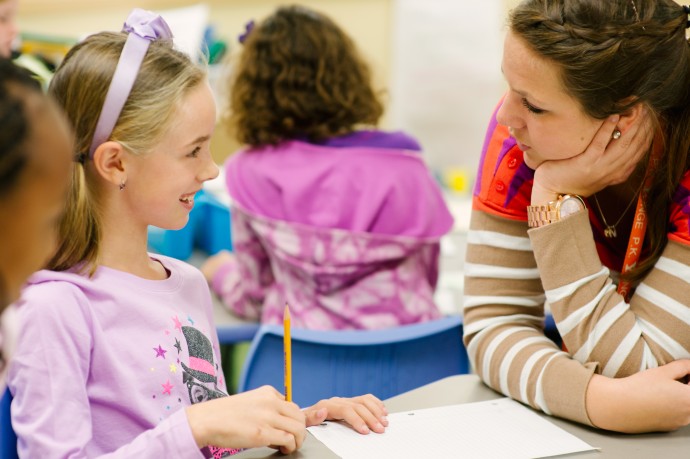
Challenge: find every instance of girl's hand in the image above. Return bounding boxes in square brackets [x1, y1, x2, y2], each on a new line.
[186, 385, 306, 454]
[531, 109, 653, 205]
[585, 360, 690, 433]
[303, 394, 389, 434]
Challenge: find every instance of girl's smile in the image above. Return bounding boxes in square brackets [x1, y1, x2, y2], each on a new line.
[179, 191, 199, 211]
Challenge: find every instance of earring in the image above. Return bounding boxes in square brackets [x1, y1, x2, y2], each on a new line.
[612, 129, 622, 140]
[119, 180, 126, 191]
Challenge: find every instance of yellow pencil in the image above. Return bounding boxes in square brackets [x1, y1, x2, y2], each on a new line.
[283, 303, 292, 402]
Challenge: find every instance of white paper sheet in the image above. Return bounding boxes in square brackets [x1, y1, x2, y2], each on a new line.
[308, 398, 598, 459]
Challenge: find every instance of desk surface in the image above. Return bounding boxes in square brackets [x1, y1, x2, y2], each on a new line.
[234, 374, 690, 458]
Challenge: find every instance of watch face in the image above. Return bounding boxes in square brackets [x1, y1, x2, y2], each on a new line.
[559, 196, 585, 218]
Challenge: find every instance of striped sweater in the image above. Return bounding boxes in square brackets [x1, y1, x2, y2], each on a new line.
[463, 111, 690, 426]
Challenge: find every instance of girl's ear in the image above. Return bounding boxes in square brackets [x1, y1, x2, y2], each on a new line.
[91, 141, 127, 188]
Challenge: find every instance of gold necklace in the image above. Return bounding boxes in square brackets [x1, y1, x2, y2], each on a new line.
[592, 182, 644, 238]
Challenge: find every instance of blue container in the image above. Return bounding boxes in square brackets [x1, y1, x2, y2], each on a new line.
[147, 225, 195, 260]
[147, 191, 205, 260]
[147, 189, 233, 259]
[194, 190, 233, 255]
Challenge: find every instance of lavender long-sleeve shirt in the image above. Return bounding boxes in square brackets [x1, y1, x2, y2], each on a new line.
[8, 256, 232, 458]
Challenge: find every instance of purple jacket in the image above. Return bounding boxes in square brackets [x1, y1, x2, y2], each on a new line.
[210, 131, 454, 330]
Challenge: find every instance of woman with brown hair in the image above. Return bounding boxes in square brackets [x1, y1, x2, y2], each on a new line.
[464, 0, 690, 433]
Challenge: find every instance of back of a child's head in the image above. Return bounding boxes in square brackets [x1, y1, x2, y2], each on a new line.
[231, 4, 383, 146]
[0, 60, 44, 302]
[0, 58, 41, 196]
[47, 29, 205, 273]
[0, 58, 73, 308]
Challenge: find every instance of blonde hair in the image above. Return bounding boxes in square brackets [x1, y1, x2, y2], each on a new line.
[48, 31, 205, 272]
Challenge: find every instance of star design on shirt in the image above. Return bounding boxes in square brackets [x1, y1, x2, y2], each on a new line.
[172, 315, 182, 332]
[174, 338, 182, 354]
[162, 380, 173, 395]
[169, 363, 177, 373]
[187, 314, 195, 325]
[154, 345, 167, 359]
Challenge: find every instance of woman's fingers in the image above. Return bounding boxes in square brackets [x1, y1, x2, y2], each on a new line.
[535, 107, 653, 197]
[587, 114, 620, 161]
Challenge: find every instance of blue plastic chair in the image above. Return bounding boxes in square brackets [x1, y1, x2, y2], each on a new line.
[238, 316, 468, 407]
[1, 388, 18, 459]
[216, 322, 260, 345]
[544, 313, 562, 348]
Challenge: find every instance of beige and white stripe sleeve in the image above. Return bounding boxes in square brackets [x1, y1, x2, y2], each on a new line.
[530, 211, 690, 378]
[463, 209, 596, 425]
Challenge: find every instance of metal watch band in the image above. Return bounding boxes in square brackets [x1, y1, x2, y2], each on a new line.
[527, 204, 556, 228]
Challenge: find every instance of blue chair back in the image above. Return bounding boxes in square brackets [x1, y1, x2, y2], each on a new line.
[238, 316, 468, 406]
[1, 388, 18, 459]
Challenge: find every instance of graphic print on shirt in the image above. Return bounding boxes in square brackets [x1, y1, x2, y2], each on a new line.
[180, 325, 239, 458]
[180, 325, 227, 403]
[150, 315, 224, 417]
[149, 313, 237, 457]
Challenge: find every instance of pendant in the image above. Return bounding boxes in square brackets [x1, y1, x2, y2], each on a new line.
[604, 225, 617, 238]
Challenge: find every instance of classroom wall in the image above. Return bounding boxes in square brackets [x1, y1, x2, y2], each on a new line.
[18, 0, 393, 164]
[19, 0, 515, 177]
[390, 1, 506, 184]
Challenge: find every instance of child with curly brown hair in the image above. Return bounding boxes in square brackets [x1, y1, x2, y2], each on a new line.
[202, 4, 453, 331]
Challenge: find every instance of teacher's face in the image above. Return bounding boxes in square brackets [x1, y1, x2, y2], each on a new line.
[496, 31, 602, 170]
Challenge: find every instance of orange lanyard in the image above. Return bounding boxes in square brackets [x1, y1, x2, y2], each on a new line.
[561, 153, 656, 352]
[617, 152, 659, 302]
[616, 192, 647, 301]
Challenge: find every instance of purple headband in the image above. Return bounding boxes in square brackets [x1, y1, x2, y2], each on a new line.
[88, 8, 173, 157]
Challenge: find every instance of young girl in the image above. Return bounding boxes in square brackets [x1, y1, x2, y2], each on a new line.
[0, 58, 72, 387]
[464, 0, 690, 433]
[201, 5, 453, 330]
[8, 10, 387, 457]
